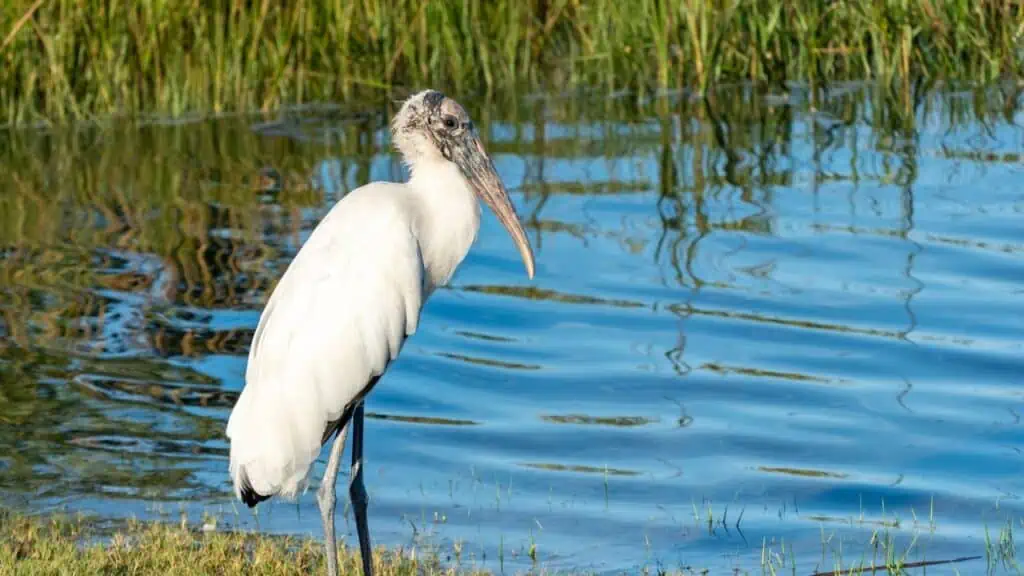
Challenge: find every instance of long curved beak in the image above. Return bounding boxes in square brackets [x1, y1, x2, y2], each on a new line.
[454, 135, 535, 279]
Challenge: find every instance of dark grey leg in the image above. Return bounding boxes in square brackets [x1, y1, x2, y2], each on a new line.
[317, 423, 349, 576]
[350, 402, 373, 576]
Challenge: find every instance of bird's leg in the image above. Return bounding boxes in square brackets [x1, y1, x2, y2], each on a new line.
[350, 401, 373, 576]
[317, 422, 349, 576]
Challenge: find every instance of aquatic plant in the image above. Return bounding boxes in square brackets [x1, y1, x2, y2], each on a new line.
[2, 0, 1023, 125]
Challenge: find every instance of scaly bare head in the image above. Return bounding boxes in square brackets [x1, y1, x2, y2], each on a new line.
[391, 90, 535, 279]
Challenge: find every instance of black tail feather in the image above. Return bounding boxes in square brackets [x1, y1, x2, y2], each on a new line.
[239, 471, 270, 508]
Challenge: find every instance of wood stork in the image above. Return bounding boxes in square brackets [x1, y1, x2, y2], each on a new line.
[225, 89, 535, 576]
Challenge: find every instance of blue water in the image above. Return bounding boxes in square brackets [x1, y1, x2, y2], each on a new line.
[1, 84, 1022, 574]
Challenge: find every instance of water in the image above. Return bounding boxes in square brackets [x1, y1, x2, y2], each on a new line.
[1, 84, 1022, 574]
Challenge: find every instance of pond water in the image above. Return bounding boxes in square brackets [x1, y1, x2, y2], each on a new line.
[1, 84, 1022, 574]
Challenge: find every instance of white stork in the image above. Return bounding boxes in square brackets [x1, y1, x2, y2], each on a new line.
[225, 89, 536, 576]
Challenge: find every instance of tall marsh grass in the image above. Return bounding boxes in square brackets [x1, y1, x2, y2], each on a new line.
[2, 0, 1024, 124]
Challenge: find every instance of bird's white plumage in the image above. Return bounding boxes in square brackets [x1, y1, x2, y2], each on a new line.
[225, 89, 536, 576]
[226, 159, 480, 501]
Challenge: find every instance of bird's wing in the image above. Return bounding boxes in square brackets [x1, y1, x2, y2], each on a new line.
[226, 184, 424, 501]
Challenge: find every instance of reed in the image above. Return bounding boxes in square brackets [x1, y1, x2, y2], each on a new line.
[2, 0, 1023, 125]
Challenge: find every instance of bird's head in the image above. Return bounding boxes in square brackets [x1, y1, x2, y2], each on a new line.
[391, 89, 535, 279]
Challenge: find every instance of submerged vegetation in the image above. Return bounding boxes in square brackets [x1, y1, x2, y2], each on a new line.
[3, 0, 1024, 124]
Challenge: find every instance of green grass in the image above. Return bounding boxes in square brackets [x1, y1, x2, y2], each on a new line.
[0, 509, 481, 575]
[3, 0, 1024, 125]
[0, 507, 1014, 576]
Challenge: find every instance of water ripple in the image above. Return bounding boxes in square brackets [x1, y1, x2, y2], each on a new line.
[0, 84, 1022, 574]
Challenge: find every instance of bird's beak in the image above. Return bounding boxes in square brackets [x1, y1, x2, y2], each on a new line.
[454, 135, 535, 279]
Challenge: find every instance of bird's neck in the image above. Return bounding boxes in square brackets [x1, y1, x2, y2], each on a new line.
[408, 160, 481, 293]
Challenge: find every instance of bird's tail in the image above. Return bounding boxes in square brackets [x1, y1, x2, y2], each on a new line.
[225, 387, 322, 507]
[236, 467, 271, 508]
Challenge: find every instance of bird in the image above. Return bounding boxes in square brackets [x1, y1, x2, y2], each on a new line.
[225, 89, 536, 576]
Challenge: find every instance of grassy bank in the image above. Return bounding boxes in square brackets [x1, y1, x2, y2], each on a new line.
[0, 509, 1010, 575]
[2, 0, 1024, 125]
[0, 510, 477, 576]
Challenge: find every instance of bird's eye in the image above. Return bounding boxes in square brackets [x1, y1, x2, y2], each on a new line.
[443, 116, 458, 130]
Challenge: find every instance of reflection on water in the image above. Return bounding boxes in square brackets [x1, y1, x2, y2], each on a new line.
[1, 84, 1023, 574]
